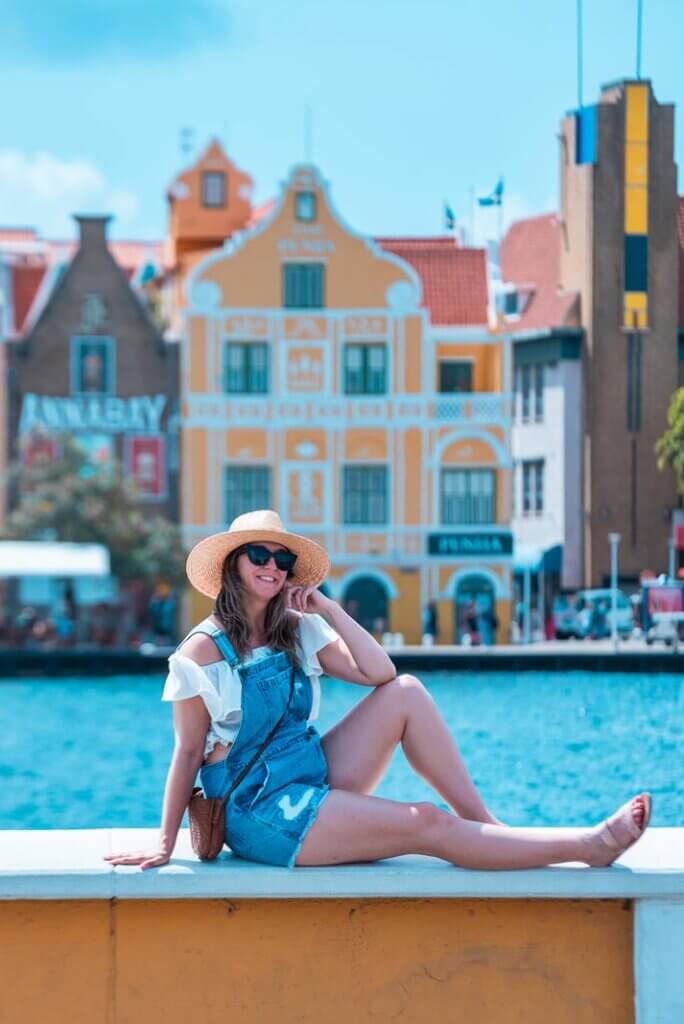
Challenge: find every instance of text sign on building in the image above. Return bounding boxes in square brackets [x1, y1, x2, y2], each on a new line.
[427, 532, 513, 557]
[19, 393, 167, 435]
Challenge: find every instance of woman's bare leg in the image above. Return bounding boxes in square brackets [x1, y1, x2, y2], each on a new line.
[296, 789, 597, 868]
[321, 674, 501, 825]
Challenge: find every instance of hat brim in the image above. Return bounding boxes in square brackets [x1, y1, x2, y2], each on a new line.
[186, 527, 330, 599]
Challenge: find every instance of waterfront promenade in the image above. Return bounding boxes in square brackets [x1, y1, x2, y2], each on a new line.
[3, 636, 683, 676]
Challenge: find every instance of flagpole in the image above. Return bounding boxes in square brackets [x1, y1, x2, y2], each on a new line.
[577, 0, 584, 108]
[636, 0, 644, 79]
[469, 186, 475, 245]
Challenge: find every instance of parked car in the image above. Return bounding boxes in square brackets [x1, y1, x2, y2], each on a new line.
[575, 588, 633, 639]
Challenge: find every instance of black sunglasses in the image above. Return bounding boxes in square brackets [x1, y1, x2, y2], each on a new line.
[239, 543, 298, 574]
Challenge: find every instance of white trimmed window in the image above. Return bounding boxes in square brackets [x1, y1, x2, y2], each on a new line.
[343, 344, 387, 394]
[223, 342, 269, 394]
[283, 263, 325, 308]
[224, 466, 271, 523]
[343, 466, 388, 524]
[202, 171, 227, 208]
[441, 468, 496, 525]
[522, 459, 544, 515]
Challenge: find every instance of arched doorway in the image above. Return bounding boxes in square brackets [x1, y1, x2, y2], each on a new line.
[455, 574, 496, 645]
[343, 576, 389, 634]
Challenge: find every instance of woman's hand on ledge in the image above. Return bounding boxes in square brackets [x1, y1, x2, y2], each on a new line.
[103, 847, 171, 871]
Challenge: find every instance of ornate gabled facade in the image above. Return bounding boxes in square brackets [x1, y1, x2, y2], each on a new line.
[180, 163, 513, 643]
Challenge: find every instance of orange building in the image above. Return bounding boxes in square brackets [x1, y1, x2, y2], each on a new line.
[174, 153, 512, 643]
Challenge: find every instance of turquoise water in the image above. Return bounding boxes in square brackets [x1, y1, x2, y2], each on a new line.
[1, 671, 682, 830]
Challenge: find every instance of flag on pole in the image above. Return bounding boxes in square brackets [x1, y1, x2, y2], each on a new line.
[477, 178, 504, 207]
[444, 201, 456, 231]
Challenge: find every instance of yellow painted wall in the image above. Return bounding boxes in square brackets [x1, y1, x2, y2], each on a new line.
[197, 169, 414, 312]
[187, 317, 208, 392]
[403, 428, 422, 525]
[0, 898, 633, 1024]
[441, 437, 498, 465]
[226, 428, 268, 460]
[403, 316, 424, 393]
[344, 429, 387, 460]
[434, 342, 503, 392]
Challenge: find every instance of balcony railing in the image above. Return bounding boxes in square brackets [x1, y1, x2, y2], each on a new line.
[186, 393, 513, 427]
[432, 393, 513, 422]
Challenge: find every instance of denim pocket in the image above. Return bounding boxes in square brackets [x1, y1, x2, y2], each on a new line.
[200, 759, 229, 799]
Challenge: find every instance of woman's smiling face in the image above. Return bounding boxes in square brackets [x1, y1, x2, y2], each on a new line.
[236, 541, 290, 599]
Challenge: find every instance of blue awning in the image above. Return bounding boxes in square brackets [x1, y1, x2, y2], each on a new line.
[513, 543, 563, 574]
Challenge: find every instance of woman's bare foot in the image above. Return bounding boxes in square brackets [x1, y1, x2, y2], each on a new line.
[582, 793, 652, 867]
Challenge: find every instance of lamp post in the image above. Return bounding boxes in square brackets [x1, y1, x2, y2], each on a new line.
[668, 536, 676, 581]
[608, 533, 621, 652]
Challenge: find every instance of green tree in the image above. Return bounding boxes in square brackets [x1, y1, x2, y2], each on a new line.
[0, 437, 186, 586]
[656, 388, 684, 497]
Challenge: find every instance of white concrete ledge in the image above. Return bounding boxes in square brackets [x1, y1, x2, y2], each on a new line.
[0, 828, 683, 900]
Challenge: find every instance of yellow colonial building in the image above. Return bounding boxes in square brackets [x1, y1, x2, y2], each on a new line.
[177, 157, 512, 643]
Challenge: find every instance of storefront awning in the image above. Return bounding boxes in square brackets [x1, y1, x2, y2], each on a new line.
[0, 542, 110, 578]
[513, 543, 563, 574]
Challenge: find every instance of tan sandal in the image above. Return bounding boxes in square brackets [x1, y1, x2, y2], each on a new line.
[587, 792, 652, 867]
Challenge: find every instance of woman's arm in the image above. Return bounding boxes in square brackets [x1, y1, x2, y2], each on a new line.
[288, 586, 396, 686]
[104, 674, 210, 869]
[158, 697, 210, 856]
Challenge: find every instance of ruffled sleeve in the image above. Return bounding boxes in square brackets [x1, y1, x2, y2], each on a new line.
[162, 652, 241, 722]
[296, 613, 339, 723]
[296, 612, 339, 675]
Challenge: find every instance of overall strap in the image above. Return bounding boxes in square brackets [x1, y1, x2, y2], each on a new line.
[175, 623, 241, 668]
[208, 627, 241, 669]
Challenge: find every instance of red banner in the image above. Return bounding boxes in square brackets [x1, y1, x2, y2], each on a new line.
[126, 435, 166, 499]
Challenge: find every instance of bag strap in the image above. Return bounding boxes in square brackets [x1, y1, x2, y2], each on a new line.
[185, 620, 295, 807]
[217, 663, 296, 809]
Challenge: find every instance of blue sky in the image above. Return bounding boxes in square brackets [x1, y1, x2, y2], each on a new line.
[1, 0, 682, 241]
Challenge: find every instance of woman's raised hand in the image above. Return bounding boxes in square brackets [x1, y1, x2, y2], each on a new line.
[103, 847, 171, 870]
[286, 584, 331, 615]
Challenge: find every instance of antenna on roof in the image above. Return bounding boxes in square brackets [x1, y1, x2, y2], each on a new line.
[636, 0, 644, 78]
[180, 127, 194, 160]
[304, 105, 313, 165]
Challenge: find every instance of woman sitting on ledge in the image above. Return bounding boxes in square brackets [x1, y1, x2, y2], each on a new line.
[105, 510, 651, 872]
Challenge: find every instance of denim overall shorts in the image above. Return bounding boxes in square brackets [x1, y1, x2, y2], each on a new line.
[197, 628, 330, 868]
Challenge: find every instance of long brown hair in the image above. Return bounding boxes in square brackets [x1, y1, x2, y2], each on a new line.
[214, 547, 300, 665]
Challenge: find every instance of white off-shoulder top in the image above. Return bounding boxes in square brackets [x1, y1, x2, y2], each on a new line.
[162, 612, 339, 759]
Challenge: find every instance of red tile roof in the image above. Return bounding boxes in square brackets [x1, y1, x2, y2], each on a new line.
[677, 197, 684, 329]
[375, 236, 489, 325]
[247, 198, 276, 228]
[12, 264, 47, 333]
[0, 228, 39, 243]
[500, 213, 579, 331]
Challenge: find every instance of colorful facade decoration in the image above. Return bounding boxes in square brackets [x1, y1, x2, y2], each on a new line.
[6, 215, 179, 522]
[623, 83, 649, 330]
[179, 163, 512, 643]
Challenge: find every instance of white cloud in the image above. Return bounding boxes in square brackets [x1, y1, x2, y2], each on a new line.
[0, 150, 140, 236]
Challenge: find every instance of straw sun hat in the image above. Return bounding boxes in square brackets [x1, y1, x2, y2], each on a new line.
[186, 509, 331, 598]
